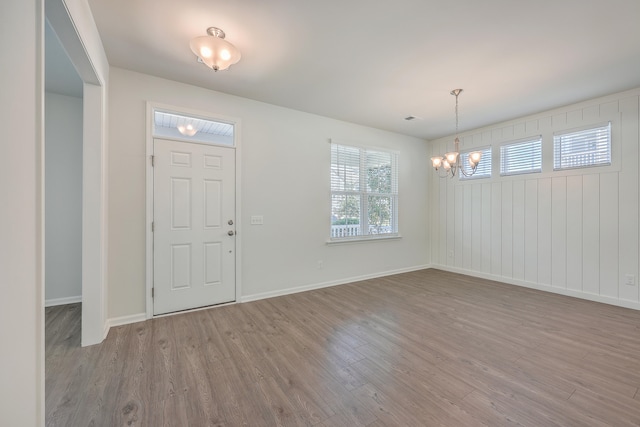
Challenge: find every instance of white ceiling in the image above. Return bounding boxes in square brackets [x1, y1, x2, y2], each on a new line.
[87, 0, 640, 140]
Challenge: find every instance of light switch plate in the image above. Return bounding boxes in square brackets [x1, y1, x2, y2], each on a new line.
[250, 215, 264, 225]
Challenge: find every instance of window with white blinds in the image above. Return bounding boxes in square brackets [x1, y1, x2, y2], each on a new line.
[330, 142, 398, 240]
[500, 137, 542, 176]
[460, 147, 492, 179]
[553, 122, 611, 170]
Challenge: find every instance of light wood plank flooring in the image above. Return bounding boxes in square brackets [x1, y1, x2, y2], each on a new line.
[46, 269, 640, 426]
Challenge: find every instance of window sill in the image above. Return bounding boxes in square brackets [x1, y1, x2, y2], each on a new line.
[326, 234, 402, 245]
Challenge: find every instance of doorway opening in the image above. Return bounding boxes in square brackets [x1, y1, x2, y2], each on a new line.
[45, 0, 107, 348]
[44, 19, 83, 311]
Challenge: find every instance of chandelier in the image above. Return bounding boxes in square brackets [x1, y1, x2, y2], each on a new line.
[190, 27, 242, 72]
[431, 89, 482, 178]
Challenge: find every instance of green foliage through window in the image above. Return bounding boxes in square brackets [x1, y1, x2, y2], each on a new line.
[330, 142, 398, 239]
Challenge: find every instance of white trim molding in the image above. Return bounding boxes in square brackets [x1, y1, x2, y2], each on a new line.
[145, 102, 243, 319]
[45, 296, 82, 307]
[433, 264, 640, 311]
[107, 313, 147, 329]
[241, 264, 432, 303]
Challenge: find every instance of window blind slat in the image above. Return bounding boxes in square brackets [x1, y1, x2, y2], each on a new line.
[553, 123, 611, 170]
[500, 137, 542, 176]
[330, 143, 398, 239]
[460, 147, 492, 179]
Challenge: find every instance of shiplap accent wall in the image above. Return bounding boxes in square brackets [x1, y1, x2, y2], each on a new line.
[430, 89, 640, 309]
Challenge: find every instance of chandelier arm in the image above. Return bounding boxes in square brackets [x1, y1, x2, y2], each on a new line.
[458, 162, 478, 178]
[434, 166, 454, 178]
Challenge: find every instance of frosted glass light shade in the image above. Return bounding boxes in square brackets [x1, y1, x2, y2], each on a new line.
[177, 124, 197, 136]
[431, 156, 443, 168]
[190, 28, 241, 71]
[444, 151, 459, 164]
[469, 151, 482, 165]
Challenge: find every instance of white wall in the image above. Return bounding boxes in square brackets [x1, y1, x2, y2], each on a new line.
[0, 0, 44, 424]
[45, 92, 83, 305]
[108, 67, 430, 319]
[430, 88, 640, 309]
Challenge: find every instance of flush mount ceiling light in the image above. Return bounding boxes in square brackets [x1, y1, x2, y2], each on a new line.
[177, 123, 197, 136]
[190, 27, 241, 72]
[430, 89, 482, 178]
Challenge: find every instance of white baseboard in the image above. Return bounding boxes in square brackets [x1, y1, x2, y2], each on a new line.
[107, 312, 147, 329]
[103, 322, 110, 341]
[432, 264, 640, 311]
[45, 295, 82, 307]
[241, 264, 432, 303]
[102, 265, 432, 330]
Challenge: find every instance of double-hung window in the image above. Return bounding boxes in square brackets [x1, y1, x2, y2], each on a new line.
[330, 142, 398, 240]
[553, 122, 611, 170]
[500, 137, 542, 176]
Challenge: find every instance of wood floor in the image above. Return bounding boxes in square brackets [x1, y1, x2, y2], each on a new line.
[46, 269, 640, 426]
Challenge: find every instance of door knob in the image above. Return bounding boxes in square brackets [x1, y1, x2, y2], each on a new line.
[228, 230, 235, 236]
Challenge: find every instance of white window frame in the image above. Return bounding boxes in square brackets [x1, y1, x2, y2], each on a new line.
[500, 136, 542, 176]
[553, 122, 611, 171]
[459, 146, 492, 180]
[152, 108, 235, 147]
[329, 141, 399, 242]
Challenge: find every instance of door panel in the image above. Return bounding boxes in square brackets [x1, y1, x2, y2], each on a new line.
[153, 139, 235, 315]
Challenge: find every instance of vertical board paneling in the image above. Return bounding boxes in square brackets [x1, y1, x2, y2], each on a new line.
[600, 100, 619, 117]
[501, 181, 513, 278]
[491, 182, 502, 275]
[599, 172, 619, 298]
[539, 117, 552, 132]
[438, 175, 448, 264]
[582, 174, 600, 295]
[551, 177, 567, 288]
[463, 185, 472, 270]
[582, 105, 599, 122]
[567, 109, 583, 125]
[446, 175, 456, 266]
[618, 96, 639, 302]
[512, 180, 525, 281]
[472, 184, 483, 271]
[566, 175, 583, 292]
[552, 113, 567, 129]
[429, 90, 640, 310]
[481, 183, 492, 274]
[538, 178, 552, 286]
[524, 180, 538, 283]
[502, 125, 514, 141]
[454, 185, 464, 268]
[481, 131, 491, 146]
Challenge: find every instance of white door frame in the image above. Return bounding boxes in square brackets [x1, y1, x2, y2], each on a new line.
[46, 0, 109, 347]
[145, 102, 242, 319]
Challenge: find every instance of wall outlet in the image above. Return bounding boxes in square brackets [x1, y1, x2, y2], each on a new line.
[624, 274, 636, 286]
[317, 260, 324, 270]
[448, 250, 454, 258]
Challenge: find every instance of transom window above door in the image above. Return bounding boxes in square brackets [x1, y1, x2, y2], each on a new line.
[153, 109, 234, 146]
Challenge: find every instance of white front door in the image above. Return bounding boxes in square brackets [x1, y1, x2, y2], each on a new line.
[153, 138, 236, 315]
